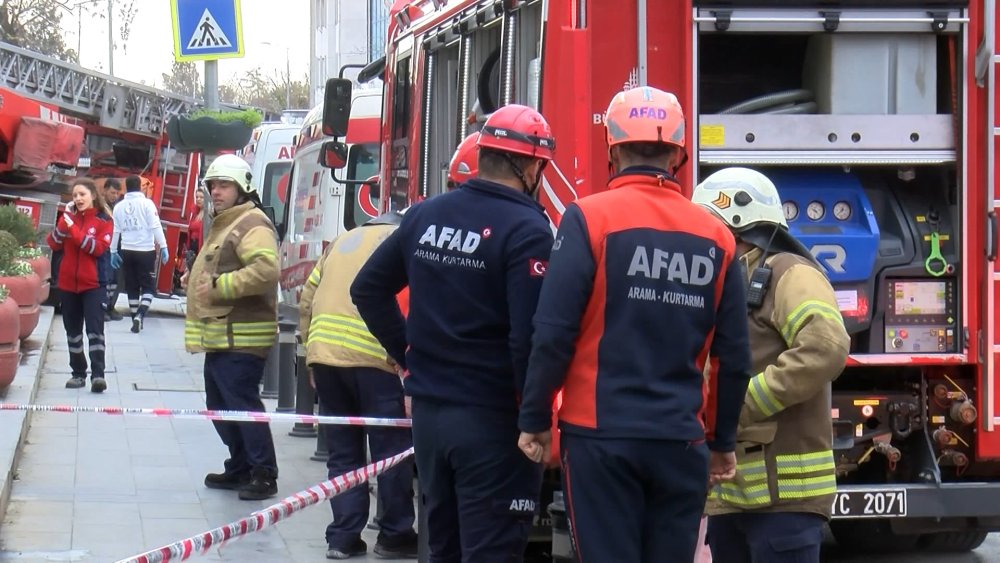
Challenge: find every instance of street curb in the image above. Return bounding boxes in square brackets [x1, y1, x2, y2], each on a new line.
[0, 305, 55, 530]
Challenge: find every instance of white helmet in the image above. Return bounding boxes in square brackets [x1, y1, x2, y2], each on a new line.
[204, 154, 256, 195]
[692, 167, 786, 231]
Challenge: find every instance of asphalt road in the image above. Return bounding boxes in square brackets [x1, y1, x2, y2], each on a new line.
[821, 531, 1000, 562]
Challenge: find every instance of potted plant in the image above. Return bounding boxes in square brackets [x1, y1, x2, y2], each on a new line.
[0, 285, 20, 390]
[166, 108, 262, 152]
[0, 206, 48, 302]
[0, 231, 39, 339]
[0, 204, 38, 247]
[18, 246, 49, 303]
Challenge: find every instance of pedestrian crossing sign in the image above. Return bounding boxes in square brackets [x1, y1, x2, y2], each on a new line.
[171, 0, 244, 62]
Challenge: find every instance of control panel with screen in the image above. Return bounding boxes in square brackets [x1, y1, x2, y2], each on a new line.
[884, 279, 956, 353]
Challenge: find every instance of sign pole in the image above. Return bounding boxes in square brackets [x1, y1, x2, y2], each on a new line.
[205, 60, 219, 109]
[107, 0, 114, 76]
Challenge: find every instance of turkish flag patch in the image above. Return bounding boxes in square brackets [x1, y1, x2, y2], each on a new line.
[529, 259, 547, 277]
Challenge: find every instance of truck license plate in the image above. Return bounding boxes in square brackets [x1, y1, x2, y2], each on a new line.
[831, 489, 907, 518]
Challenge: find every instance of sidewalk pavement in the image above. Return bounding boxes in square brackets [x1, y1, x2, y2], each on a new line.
[0, 296, 416, 562]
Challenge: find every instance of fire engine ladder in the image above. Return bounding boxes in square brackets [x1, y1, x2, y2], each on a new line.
[982, 0, 1000, 433]
[0, 41, 198, 138]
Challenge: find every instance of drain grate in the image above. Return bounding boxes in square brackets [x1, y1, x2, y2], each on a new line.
[132, 383, 204, 392]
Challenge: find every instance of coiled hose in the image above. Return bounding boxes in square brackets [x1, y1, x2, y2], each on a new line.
[719, 89, 817, 115]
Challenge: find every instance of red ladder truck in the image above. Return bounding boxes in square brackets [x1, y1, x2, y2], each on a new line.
[0, 41, 201, 297]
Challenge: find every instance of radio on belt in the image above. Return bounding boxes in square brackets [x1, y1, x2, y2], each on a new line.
[884, 279, 956, 353]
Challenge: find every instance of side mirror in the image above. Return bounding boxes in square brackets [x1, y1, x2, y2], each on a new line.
[322, 78, 353, 137]
[320, 140, 348, 169]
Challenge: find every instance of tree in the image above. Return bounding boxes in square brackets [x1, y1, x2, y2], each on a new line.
[218, 67, 310, 116]
[162, 58, 201, 99]
[0, 0, 77, 62]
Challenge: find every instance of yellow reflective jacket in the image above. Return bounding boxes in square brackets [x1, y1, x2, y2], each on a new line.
[707, 249, 850, 518]
[298, 222, 398, 373]
[184, 202, 279, 358]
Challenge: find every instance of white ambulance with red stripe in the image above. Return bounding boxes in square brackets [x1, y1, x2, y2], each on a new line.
[275, 87, 382, 318]
[237, 122, 299, 227]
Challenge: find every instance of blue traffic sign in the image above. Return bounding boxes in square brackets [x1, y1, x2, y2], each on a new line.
[171, 0, 244, 62]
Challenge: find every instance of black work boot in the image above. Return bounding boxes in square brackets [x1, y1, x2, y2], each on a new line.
[238, 467, 277, 500]
[204, 471, 250, 490]
[374, 531, 418, 559]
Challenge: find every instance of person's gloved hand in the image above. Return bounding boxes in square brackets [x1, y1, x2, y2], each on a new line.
[110, 252, 122, 270]
[160, 247, 169, 265]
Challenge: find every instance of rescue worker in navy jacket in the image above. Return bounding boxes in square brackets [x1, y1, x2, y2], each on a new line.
[516, 87, 753, 563]
[692, 168, 849, 563]
[352, 105, 556, 563]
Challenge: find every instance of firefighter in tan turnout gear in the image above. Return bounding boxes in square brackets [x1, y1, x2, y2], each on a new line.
[692, 167, 850, 563]
[298, 209, 418, 560]
[183, 154, 281, 501]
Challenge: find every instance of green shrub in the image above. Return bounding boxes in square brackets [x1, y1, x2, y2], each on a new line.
[17, 246, 42, 259]
[187, 108, 263, 128]
[0, 231, 19, 276]
[0, 205, 37, 246]
[0, 285, 8, 302]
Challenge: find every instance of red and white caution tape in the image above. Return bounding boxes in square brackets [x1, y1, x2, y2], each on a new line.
[0, 403, 411, 428]
[114, 447, 415, 563]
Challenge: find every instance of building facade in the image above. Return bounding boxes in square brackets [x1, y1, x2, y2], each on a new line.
[309, 0, 391, 104]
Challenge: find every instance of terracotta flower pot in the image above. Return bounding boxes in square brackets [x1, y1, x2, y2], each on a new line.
[24, 256, 50, 303]
[0, 273, 40, 339]
[0, 296, 20, 390]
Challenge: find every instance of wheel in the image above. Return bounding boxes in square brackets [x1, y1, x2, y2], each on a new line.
[917, 531, 988, 552]
[830, 519, 920, 553]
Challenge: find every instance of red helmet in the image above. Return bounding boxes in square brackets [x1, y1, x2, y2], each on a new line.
[477, 104, 555, 161]
[605, 87, 686, 155]
[448, 133, 480, 186]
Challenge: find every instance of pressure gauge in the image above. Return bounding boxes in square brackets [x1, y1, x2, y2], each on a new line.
[806, 201, 825, 221]
[833, 201, 852, 221]
[782, 201, 799, 222]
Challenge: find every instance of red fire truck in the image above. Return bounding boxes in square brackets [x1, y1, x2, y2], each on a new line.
[0, 42, 201, 297]
[330, 0, 1000, 555]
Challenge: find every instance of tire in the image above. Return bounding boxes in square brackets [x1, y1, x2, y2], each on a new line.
[918, 531, 988, 552]
[830, 519, 920, 553]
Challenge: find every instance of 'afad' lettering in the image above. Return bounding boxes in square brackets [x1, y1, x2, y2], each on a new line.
[627, 246, 714, 286]
[628, 107, 668, 119]
[509, 499, 536, 512]
[418, 225, 482, 254]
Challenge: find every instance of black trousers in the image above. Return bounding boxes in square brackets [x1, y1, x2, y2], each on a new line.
[105, 266, 124, 312]
[561, 434, 709, 563]
[121, 249, 156, 318]
[411, 398, 543, 563]
[204, 351, 278, 475]
[61, 288, 106, 379]
[313, 365, 415, 550]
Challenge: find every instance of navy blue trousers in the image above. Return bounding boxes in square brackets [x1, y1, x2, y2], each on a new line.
[707, 511, 825, 563]
[412, 398, 543, 563]
[203, 352, 278, 475]
[313, 365, 415, 550]
[60, 288, 106, 379]
[560, 434, 709, 563]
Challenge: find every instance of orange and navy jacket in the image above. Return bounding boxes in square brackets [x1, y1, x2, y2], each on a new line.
[518, 166, 752, 452]
[47, 206, 113, 294]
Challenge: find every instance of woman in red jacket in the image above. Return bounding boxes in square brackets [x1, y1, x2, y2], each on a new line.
[48, 179, 114, 392]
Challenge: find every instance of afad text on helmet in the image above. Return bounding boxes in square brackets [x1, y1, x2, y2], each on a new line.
[627, 107, 669, 120]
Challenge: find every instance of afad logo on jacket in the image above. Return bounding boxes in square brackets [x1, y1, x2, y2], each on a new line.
[415, 224, 486, 270]
[625, 245, 716, 309]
